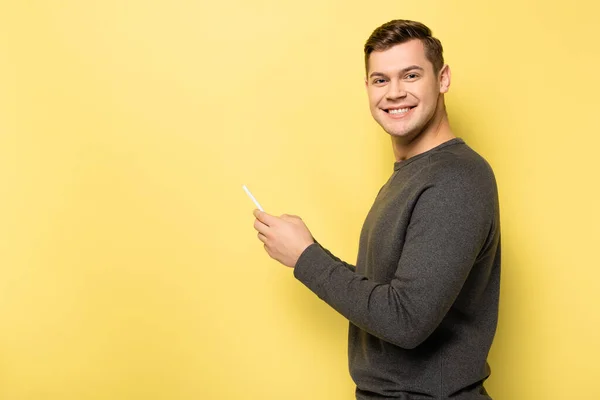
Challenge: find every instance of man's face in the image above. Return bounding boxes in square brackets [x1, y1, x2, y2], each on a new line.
[365, 39, 449, 141]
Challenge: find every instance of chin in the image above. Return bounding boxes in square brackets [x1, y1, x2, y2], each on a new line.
[387, 127, 420, 141]
[385, 123, 413, 136]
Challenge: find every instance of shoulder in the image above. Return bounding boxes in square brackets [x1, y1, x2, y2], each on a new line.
[424, 142, 497, 190]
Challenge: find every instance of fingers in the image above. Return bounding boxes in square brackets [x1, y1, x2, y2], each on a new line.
[263, 243, 272, 258]
[253, 209, 278, 226]
[257, 230, 272, 258]
[253, 210, 301, 224]
[253, 218, 270, 235]
[257, 232, 268, 243]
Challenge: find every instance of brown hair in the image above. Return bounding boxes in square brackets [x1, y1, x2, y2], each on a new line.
[364, 20, 444, 74]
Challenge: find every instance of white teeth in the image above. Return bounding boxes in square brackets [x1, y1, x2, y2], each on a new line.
[389, 107, 411, 114]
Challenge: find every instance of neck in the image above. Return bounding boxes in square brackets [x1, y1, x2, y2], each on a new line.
[391, 104, 455, 162]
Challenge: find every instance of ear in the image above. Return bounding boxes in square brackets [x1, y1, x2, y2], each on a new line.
[364, 77, 369, 89]
[439, 65, 451, 94]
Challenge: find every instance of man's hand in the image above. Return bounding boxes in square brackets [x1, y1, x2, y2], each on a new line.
[253, 210, 315, 268]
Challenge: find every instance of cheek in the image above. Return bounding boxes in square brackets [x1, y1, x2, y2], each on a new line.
[367, 88, 383, 106]
[423, 83, 441, 102]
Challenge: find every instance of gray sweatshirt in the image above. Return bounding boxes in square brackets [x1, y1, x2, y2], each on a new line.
[294, 138, 501, 399]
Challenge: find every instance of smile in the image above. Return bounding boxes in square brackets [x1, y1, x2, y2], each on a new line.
[384, 106, 416, 117]
[389, 108, 411, 115]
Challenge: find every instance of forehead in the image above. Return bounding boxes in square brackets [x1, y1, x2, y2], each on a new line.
[367, 39, 431, 75]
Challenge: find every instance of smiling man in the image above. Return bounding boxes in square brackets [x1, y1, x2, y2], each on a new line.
[253, 20, 501, 399]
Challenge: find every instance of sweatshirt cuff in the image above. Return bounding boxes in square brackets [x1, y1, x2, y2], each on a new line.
[293, 242, 336, 291]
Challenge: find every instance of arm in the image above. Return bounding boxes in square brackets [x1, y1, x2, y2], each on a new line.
[293, 176, 494, 349]
[312, 239, 356, 272]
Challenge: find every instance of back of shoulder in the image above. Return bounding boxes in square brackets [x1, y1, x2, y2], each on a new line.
[426, 142, 497, 190]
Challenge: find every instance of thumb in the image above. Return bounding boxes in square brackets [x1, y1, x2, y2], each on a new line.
[280, 213, 300, 220]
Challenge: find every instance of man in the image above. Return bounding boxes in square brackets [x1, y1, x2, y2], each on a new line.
[253, 19, 500, 400]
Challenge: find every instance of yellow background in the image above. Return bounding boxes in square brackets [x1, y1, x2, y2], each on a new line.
[1, 1, 598, 399]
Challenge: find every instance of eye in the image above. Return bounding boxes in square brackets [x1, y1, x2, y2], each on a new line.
[372, 78, 387, 85]
[405, 73, 419, 80]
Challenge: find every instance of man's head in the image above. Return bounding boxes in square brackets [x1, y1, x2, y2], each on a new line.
[364, 20, 444, 75]
[364, 20, 450, 142]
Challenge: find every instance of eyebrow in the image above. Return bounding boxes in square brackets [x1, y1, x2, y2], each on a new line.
[369, 65, 425, 79]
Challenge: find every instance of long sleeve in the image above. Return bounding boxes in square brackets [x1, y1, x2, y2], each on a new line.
[311, 239, 356, 273]
[293, 162, 496, 349]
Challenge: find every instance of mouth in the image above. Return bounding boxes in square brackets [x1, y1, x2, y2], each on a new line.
[384, 106, 416, 115]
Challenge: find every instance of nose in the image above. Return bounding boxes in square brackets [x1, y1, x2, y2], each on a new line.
[386, 80, 407, 101]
